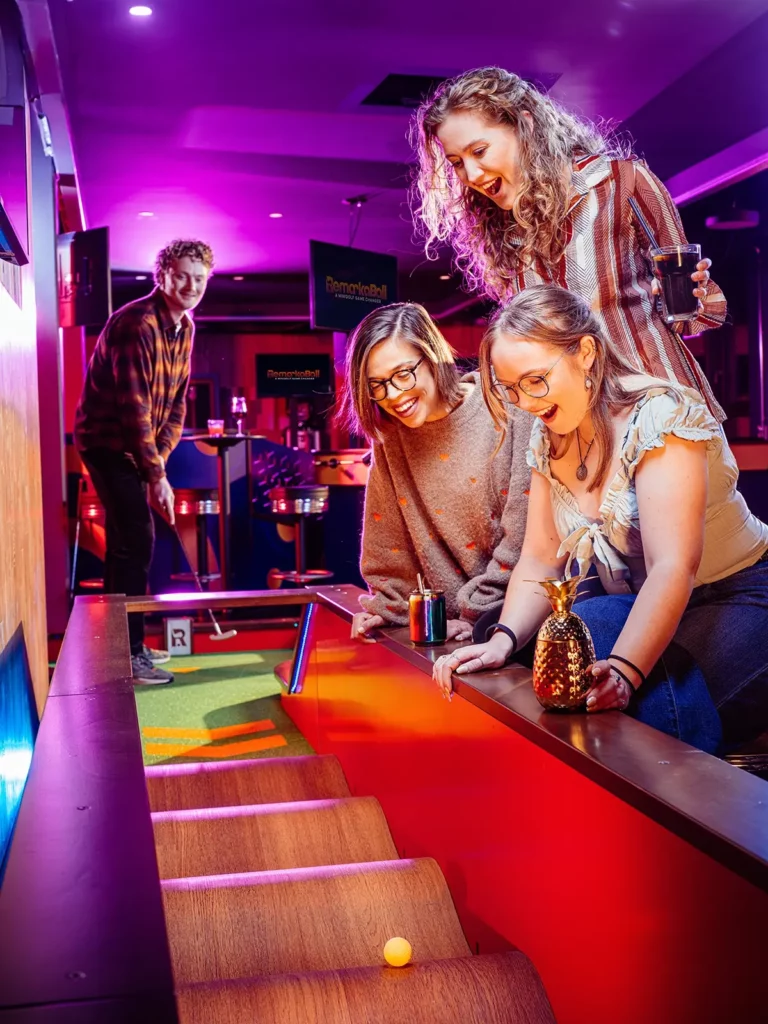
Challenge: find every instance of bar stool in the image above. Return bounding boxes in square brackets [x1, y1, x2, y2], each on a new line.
[70, 480, 106, 600]
[265, 485, 334, 589]
[169, 489, 221, 588]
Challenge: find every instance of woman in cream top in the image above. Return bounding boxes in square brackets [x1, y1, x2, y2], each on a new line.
[530, 384, 768, 595]
[434, 285, 768, 753]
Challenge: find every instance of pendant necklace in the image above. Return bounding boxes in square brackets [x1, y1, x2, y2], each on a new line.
[575, 430, 595, 482]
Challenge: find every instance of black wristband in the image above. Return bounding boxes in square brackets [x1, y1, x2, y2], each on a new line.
[608, 654, 646, 689]
[485, 623, 518, 654]
[609, 664, 636, 694]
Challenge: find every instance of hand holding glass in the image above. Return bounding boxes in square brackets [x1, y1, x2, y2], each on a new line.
[651, 243, 701, 323]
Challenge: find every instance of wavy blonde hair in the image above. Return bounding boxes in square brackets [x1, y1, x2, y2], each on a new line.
[410, 67, 628, 302]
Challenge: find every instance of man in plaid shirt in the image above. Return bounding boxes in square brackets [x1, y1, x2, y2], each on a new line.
[75, 239, 214, 684]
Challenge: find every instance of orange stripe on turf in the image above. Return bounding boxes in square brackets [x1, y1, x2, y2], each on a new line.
[142, 719, 274, 740]
[144, 735, 288, 758]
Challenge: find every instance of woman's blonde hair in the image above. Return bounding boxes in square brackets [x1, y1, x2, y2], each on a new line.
[337, 302, 462, 442]
[410, 66, 629, 302]
[479, 285, 648, 491]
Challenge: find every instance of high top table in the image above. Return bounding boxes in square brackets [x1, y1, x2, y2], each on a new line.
[180, 433, 265, 590]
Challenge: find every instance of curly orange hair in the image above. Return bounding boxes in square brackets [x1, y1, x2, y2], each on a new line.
[410, 67, 629, 301]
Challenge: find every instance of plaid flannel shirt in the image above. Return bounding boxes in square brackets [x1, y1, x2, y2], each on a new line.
[74, 288, 193, 482]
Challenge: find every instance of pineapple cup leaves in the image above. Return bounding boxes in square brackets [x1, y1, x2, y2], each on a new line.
[526, 576, 584, 615]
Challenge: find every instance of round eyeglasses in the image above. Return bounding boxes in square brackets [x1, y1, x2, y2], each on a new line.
[368, 357, 425, 402]
[491, 352, 565, 405]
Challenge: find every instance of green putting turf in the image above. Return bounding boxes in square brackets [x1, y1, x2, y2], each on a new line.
[134, 650, 314, 765]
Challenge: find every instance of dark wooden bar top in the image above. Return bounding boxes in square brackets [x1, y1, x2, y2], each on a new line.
[312, 584, 768, 893]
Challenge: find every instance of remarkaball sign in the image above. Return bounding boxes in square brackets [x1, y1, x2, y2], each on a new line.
[309, 240, 398, 333]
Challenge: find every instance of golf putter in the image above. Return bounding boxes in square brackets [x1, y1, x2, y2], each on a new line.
[172, 524, 237, 641]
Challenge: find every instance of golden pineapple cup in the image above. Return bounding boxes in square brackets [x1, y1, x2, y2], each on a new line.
[532, 577, 595, 710]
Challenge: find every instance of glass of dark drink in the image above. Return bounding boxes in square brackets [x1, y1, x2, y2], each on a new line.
[651, 243, 701, 323]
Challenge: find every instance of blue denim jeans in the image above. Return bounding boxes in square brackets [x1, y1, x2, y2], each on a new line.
[572, 594, 723, 754]
[473, 554, 768, 754]
[669, 554, 768, 750]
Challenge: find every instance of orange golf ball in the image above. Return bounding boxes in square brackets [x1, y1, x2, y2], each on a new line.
[383, 936, 412, 967]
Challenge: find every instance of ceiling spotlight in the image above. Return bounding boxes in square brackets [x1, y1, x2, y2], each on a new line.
[232, 275, 245, 281]
[135, 275, 148, 280]
[268, 212, 283, 219]
[138, 211, 154, 217]
[439, 274, 451, 280]
[342, 194, 368, 207]
[129, 6, 153, 16]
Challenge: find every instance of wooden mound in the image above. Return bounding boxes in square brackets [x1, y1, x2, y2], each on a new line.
[153, 796, 398, 878]
[154, 749, 554, 1021]
[162, 858, 470, 985]
[145, 753, 349, 811]
[176, 951, 555, 1024]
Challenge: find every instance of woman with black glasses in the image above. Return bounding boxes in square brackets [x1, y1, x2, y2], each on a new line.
[337, 301, 533, 643]
[433, 286, 768, 753]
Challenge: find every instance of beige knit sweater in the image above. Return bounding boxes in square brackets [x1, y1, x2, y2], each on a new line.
[359, 373, 533, 625]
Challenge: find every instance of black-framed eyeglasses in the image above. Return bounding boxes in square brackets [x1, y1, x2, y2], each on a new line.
[368, 357, 425, 402]
[492, 352, 565, 405]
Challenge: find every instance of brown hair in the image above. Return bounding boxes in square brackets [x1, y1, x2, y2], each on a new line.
[479, 285, 648, 491]
[154, 238, 215, 285]
[410, 66, 629, 301]
[337, 302, 462, 442]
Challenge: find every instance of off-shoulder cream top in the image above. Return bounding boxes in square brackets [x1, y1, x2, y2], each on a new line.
[527, 386, 768, 595]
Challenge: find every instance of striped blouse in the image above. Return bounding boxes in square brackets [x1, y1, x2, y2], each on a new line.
[502, 154, 727, 421]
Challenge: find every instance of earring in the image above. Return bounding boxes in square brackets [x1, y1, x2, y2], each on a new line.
[585, 374, 593, 391]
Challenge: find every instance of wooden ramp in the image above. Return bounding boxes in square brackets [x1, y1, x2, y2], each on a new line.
[152, 796, 397, 878]
[163, 859, 470, 984]
[145, 753, 350, 811]
[150, 754, 554, 1022]
[176, 951, 555, 1024]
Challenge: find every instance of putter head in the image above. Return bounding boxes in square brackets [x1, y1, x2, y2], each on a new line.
[210, 629, 238, 641]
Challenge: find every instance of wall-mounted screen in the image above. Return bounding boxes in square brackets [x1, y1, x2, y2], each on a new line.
[256, 353, 333, 398]
[57, 226, 112, 327]
[309, 240, 398, 333]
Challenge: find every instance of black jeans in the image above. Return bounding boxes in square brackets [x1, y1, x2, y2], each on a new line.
[80, 448, 155, 656]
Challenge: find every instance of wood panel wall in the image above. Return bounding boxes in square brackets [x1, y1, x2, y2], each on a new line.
[0, 271, 49, 710]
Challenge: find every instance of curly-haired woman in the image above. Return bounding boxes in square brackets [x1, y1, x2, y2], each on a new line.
[411, 66, 726, 420]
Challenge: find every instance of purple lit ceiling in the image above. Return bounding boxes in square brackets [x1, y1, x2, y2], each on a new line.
[48, 0, 768, 275]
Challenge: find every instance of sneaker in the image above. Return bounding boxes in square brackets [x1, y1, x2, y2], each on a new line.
[142, 644, 171, 665]
[131, 652, 174, 685]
